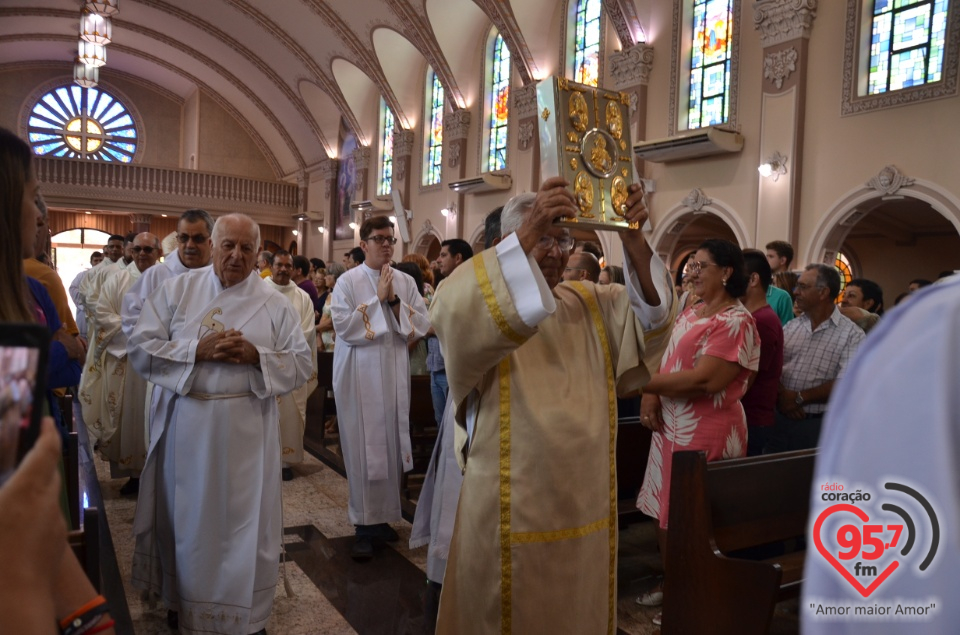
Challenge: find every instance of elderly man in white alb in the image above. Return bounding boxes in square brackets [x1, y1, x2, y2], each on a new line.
[128, 213, 313, 635]
[332, 215, 431, 561]
[93, 232, 162, 496]
[264, 249, 318, 481]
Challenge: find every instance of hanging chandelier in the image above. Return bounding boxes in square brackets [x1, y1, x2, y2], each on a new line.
[74, 59, 100, 88]
[83, 0, 119, 17]
[81, 10, 112, 45]
[78, 39, 107, 67]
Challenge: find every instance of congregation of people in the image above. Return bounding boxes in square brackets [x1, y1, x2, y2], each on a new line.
[3, 121, 959, 635]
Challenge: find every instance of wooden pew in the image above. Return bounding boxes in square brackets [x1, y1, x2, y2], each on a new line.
[615, 415, 652, 526]
[303, 351, 344, 474]
[400, 375, 438, 519]
[662, 449, 816, 635]
[68, 507, 101, 592]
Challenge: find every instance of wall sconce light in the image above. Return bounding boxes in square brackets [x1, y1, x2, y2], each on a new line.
[440, 204, 457, 218]
[349, 221, 358, 230]
[317, 226, 325, 233]
[291, 229, 299, 236]
[758, 151, 788, 181]
[388, 215, 397, 224]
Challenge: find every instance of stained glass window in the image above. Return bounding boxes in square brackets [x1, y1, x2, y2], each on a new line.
[868, 0, 949, 94]
[835, 252, 853, 304]
[378, 100, 394, 196]
[424, 71, 444, 187]
[689, 0, 732, 129]
[573, 0, 602, 86]
[28, 85, 137, 162]
[487, 33, 511, 172]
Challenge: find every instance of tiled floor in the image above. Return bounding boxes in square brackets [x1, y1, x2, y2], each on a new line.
[93, 452, 798, 634]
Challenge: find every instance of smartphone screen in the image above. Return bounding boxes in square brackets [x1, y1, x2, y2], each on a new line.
[0, 324, 49, 486]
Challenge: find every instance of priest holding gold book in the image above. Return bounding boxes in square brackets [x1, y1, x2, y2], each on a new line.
[431, 175, 676, 634]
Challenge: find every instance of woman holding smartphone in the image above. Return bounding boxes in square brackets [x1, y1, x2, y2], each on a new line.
[0, 127, 116, 634]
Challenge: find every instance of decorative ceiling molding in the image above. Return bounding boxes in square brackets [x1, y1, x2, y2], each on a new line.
[473, 0, 540, 85]
[393, 129, 415, 157]
[683, 187, 712, 211]
[610, 43, 654, 89]
[222, 0, 364, 138]
[442, 109, 471, 140]
[511, 83, 538, 120]
[130, 0, 329, 158]
[385, 0, 465, 111]
[752, 0, 817, 48]
[604, 0, 644, 49]
[299, 0, 413, 128]
[0, 60, 184, 105]
[0, 32, 285, 179]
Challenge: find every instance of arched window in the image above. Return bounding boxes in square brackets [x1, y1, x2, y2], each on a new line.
[28, 85, 137, 162]
[377, 99, 394, 196]
[835, 252, 854, 304]
[842, 0, 958, 114]
[484, 31, 511, 172]
[424, 70, 444, 187]
[571, 0, 602, 86]
[688, 0, 733, 129]
[868, 0, 950, 94]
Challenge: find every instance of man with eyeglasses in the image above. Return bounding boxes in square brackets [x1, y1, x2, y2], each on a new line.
[90, 232, 162, 495]
[331, 215, 431, 561]
[770, 263, 865, 453]
[122, 209, 214, 450]
[431, 177, 676, 634]
[561, 250, 602, 283]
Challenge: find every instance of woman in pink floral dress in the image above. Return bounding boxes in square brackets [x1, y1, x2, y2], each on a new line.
[634, 239, 760, 624]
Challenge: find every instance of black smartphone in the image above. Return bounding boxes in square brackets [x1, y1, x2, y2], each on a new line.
[0, 323, 49, 485]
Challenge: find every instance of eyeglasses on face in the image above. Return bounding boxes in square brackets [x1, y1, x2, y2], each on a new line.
[536, 234, 575, 253]
[177, 233, 210, 244]
[686, 260, 721, 275]
[365, 235, 397, 246]
[132, 246, 156, 254]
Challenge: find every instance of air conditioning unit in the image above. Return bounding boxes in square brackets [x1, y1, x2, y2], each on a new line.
[448, 172, 513, 193]
[633, 127, 743, 163]
[350, 198, 393, 212]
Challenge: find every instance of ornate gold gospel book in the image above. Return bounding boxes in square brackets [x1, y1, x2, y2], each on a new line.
[536, 76, 639, 231]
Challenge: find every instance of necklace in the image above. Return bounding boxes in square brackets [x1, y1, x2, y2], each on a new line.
[696, 299, 735, 319]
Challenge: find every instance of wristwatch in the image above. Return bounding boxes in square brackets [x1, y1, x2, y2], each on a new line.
[387, 295, 401, 306]
[795, 391, 805, 407]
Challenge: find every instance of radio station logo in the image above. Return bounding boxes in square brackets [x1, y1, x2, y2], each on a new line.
[808, 479, 941, 618]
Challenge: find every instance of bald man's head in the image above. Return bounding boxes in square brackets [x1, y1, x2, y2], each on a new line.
[132, 232, 162, 273]
[562, 252, 601, 283]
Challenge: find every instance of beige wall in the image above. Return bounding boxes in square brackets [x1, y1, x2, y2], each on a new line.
[845, 234, 960, 304]
[196, 92, 274, 180]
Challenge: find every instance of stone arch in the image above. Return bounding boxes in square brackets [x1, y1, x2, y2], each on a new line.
[413, 219, 444, 260]
[805, 167, 960, 266]
[650, 189, 750, 271]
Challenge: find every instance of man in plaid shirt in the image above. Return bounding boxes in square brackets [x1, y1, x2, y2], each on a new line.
[770, 263, 865, 452]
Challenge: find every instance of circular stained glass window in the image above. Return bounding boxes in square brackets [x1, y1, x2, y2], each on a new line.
[28, 85, 137, 162]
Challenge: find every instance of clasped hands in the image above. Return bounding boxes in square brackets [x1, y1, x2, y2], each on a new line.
[196, 329, 259, 365]
[377, 264, 395, 303]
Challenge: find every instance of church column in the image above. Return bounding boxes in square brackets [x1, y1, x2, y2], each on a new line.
[130, 213, 152, 235]
[392, 129, 415, 257]
[443, 110, 471, 239]
[603, 42, 654, 265]
[512, 83, 539, 191]
[753, 0, 818, 251]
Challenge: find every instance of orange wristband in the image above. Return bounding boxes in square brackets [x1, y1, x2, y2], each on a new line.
[59, 595, 107, 630]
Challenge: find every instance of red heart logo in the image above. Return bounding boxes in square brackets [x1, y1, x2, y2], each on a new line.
[813, 503, 900, 597]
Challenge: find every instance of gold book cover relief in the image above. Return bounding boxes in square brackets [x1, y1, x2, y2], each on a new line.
[536, 76, 638, 232]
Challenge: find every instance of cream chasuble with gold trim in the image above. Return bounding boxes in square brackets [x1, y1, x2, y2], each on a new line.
[432, 234, 675, 634]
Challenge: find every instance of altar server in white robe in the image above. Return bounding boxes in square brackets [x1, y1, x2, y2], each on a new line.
[94, 232, 161, 494]
[332, 215, 431, 560]
[264, 250, 318, 479]
[77, 234, 126, 441]
[802, 275, 960, 635]
[122, 210, 214, 445]
[128, 214, 312, 635]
